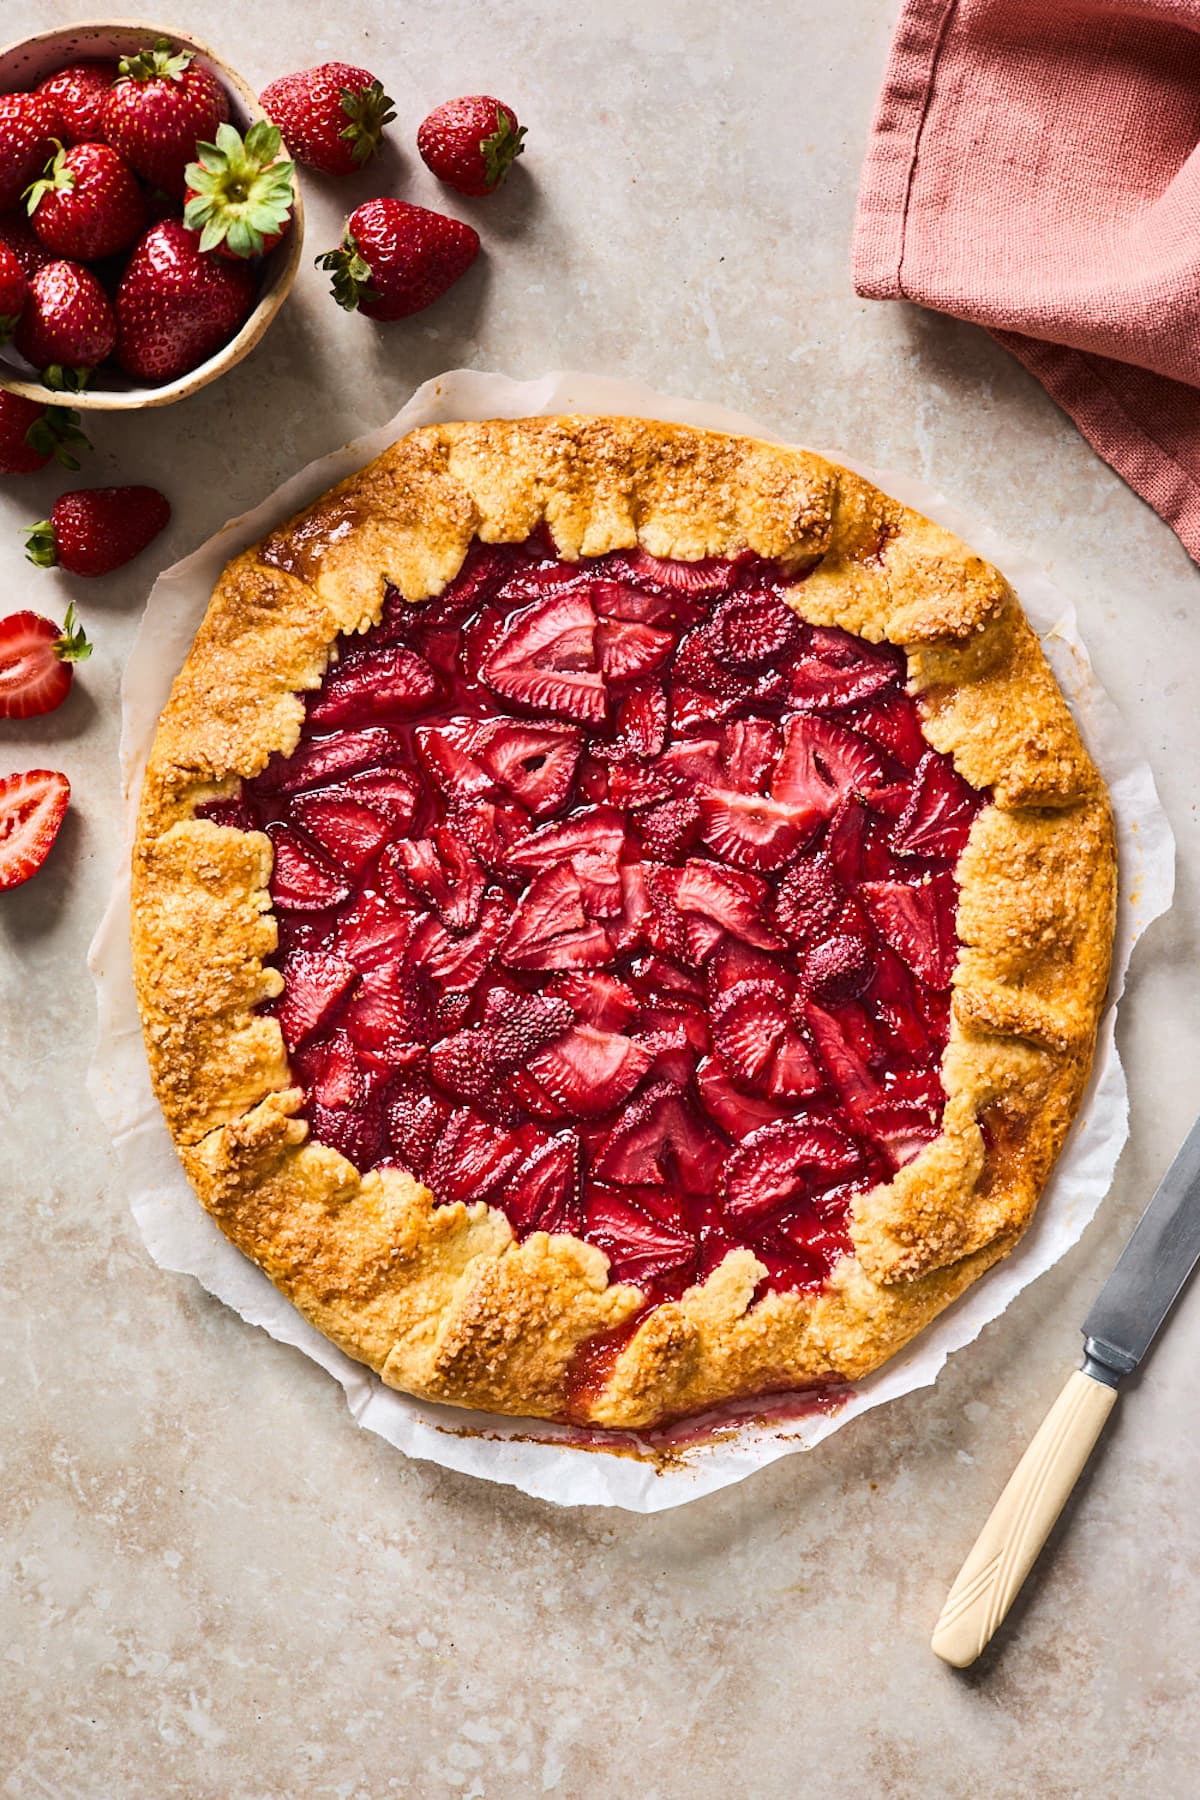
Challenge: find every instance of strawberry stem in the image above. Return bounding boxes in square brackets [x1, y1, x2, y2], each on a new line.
[314, 231, 380, 312]
[481, 110, 527, 189]
[24, 519, 58, 570]
[117, 38, 193, 83]
[23, 406, 91, 471]
[183, 121, 295, 258]
[337, 79, 396, 165]
[56, 603, 92, 663]
[23, 139, 73, 217]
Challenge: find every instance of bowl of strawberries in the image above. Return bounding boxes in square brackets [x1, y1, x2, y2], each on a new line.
[0, 19, 304, 409]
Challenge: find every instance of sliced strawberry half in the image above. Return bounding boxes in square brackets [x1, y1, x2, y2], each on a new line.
[698, 789, 818, 872]
[275, 948, 357, 1047]
[257, 726, 406, 796]
[583, 1188, 697, 1286]
[595, 618, 674, 682]
[660, 859, 782, 951]
[587, 577, 685, 626]
[529, 1022, 654, 1118]
[860, 874, 959, 989]
[428, 1109, 529, 1205]
[307, 644, 439, 726]
[594, 1083, 724, 1190]
[333, 893, 418, 970]
[309, 1029, 371, 1110]
[849, 693, 928, 771]
[411, 896, 508, 991]
[480, 590, 607, 725]
[307, 1096, 387, 1171]
[722, 1118, 861, 1226]
[501, 1132, 581, 1235]
[480, 985, 574, 1063]
[387, 1081, 451, 1177]
[786, 626, 901, 709]
[770, 715, 886, 815]
[343, 956, 428, 1062]
[865, 1101, 942, 1171]
[773, 858, 842, 946]
[290, 793, 393, 875]
[720, 719, 780, 794]
[604, 762, 672, 808]
[605, 548, 741, 596]
[803, 933, 872, 1003]
[503, 806, 624, 877]
[268, 826, 351, 912]
[653, 735, 724, 793]
[695, 1056, 793, 1137]
[711, 980, 823, 1100]
[710, 590, 800, 669]
[547, 969, 640, 1031]
[0, 769, 70, 891]
[804, 1001, 881, 1121]
[502, 864, 613, 970]
[609, 681, 668, 759]
[638, 794, 702, 862]
[892, 751, 980, 861]
[464, 718, 583, 817]
[382, 824, 485, 933]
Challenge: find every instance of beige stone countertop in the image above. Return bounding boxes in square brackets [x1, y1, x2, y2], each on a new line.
[2, 2, 1198, 1794]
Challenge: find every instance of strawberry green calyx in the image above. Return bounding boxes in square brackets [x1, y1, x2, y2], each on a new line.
[117, 38, 193, 84]
[314, 231, 379, 312]
[54, 602, 92, 663]
[0, 313, 19, 347]
[24, 518, 59, 569]
[23, 405, 90, 471]
[338, 78, 396, 165]
[481, 109, 527, 189]
[24, 140, 73, 217]
[41, 366, 92, 395]
[184, 121, 295, 257]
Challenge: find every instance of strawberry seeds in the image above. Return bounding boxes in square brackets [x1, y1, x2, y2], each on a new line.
[203, 538, 985, 1314]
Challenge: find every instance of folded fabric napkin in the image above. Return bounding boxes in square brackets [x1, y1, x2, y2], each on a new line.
[853, 0, 1200, 564]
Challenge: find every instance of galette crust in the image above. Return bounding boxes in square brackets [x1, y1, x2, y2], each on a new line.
[131, 417, 1116, 1429]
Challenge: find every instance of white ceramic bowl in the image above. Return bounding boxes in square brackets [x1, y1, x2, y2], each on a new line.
[0, 17, 304, 410]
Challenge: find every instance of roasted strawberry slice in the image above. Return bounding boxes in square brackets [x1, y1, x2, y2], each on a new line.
[892, 751, 980, 860]
[860, 874, 959, 988]
[609, 681, 669, 759]
[290, 793, 393, 875]
[382, 824, 485, 932]
[333, 893, 419, 970]
[803, 933, 872, 1003]
[416, 721, 497, 805]
[198, 793, 256, 831]
[343, 956, 428, 1062]
[706, 937, 792, 999]
[332, 767, 419, 832]
[864, 946, 931, 1060]
[585, 576, 676, 624]
[865, 1101, 942, 1171]
[604, 762, 672, 808]
[529, 1022, 653, 1118]
[770, 715, 886, 815]
[584, 1188, 697, 1286]
[695, 1056, 793, 1137]
[698, 789, 818, 871]
[502, 864, 613, 970]
[595, 618, 674, 682]
[257, 725, 406, 796]
[594, 1083, 724, 1190]
[307, 643, 439, 726]
[653, 735, 724, 793]
[804, 1002, 881, 1120]
[610, 861, 653, 954]
[411, 896, 508, 990]
[309, 1029, 371, 1110]
[671, 683, 739, 732]
[606, 548, 741, 597]
[501, 1132, 581, 1235]
[672, 626, 744, 699]
[710, 590, 800, 669]
[786, 626, 901, 710]
[625, 953, 707, 1006]
[465, 718, 583, 817]
[849, 693, 928, 771]
[452, 797, 531, 872]
[772, 858, 842, 946]
[547, 969, 640, 1031]
[429, 1108, 529, 1204]
[480, 590, 607, 725]
[638, 794, 702, 862]
[275, 948, 357, 1047]
[268, 825, 351, 911]
[430, 1029, 509, 1113]
[480, 985, 574, 1064]
[387, 1081, 452, 1177]
[720, 719, 780, 794]
[722, 1118, 861, 1225]
[503, 806, 624, 876]
[711, 980, 823, 1099]
[823, 796, 870, 886]
[307, 1097, 387, 1171]
[664, 858, 782, 951]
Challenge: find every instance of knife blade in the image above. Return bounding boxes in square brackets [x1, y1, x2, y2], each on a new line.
[932, 1113, 1200, 1667]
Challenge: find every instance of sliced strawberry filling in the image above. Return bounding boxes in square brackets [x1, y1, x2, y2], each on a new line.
[203, 535, 985, 1324]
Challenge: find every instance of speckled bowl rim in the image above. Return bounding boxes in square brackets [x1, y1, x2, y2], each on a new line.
[0, 17, 304, 411]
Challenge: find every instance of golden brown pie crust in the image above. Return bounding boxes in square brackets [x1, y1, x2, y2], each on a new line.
[131, 417, 1116, 1428]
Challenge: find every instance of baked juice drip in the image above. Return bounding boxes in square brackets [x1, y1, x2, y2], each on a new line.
[201, 536, 983, 1310]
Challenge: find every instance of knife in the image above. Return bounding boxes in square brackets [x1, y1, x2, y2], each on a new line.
[931, 1113, 1200, 1667]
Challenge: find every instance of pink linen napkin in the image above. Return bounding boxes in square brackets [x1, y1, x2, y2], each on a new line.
[853, 0, 1200, 563]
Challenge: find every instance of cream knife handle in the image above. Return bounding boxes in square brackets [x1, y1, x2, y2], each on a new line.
[931, 1368, 1118, 1668]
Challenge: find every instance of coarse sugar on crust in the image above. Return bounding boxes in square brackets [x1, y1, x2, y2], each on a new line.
[131, 416, 1116, 1428]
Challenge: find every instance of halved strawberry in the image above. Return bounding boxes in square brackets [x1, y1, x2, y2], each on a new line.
[892, 751, 979, 860]
[268, 825, 351, 911]
[529, 1022, 653, 1118]
[695, 1056, 793, 1137]
[275, 948, 357, 1046]
[665, 859, 781, 951]
[502, 864, 613, 970]
[604, 763, 671, 808]
[452, 797, 531, 871]
[672, 626, 744, 699]
[307, 643, 439, 726]
[290, 793, 392, 875]
[671, 683, 739, 732]
[860, 874, 959, 989]
[610, 861, 653, 953]
[501, 1132, 581, 1235]
[257, 725, 406, 795]
[822, 797, 871, 887]
[803, 933, 872, 1003]
[0, 768, 70, 891]
[586, 576, 684, 626]
[865, 1101, 942, 1171]
[0, 604, 91, 719]
[343, 956, 427, 1060]
[722, 1118, 861, 1225]
[463, 718, 583, 817]
[786, 625, 901, 709]
[625, 953, 707, 1004]
[480, 590, 607, 725]
[333, 893, 418, 970]
[382, 824, 484, 932]
[710, 590, 800, 668]
[698, 789, 817, 871]
[595, 618, 674, 682]
[481, 985, 574, 1063]
[339, 767, 420, 831]
[864, 946, 931, 1059]
[547, 969, 640, 1031]
[417, 721, 497, 805]
[638, 794, 702, 862]
[705, 937, 792, 1000]
[309, 1029, 370, 1110]
[411, 896, 508, 990]
[429, 1108, 528, 1204]
[606, 548, 741, 596]
[307, 1096, 387, 1170]
[608, 681, 668, 758]
[772, 858, 842, 946]
[804, 1002, 881, 1119]
[387, 1081, 452, 1177]
[770, 715, 885, 815]
[849, 693, 928, 770]
[720, 719, 780, 793]
[583, 1188, 696, 1286]
[653, 735, 724, 793]
[594, 1083, 723, 1189]
[430, 1029, 509, 1113]
[503, 806, 624, 877]
[711, 980, 823, 1099]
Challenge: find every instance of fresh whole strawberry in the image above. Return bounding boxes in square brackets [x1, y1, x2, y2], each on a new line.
[317, 198, 479, 321]
[260, 63, 394, 176]
[0, 603, 91, 718]
[0, 207, 52, 279]
[0, 92, 58, 211]
[26, 485, 170, 577]
[0, 769, 70, 892]
[25, 140, 146, 261]
[0, 390, 89, 474]
[13, 259, 116, 378]
[0, 241, 27, 344]
[417, 95, 526, 196]
[36, 61, 118, 145]
[102, 39, 230, 194]
[183, 121, 294, 259]
[115, 219, 256, 383]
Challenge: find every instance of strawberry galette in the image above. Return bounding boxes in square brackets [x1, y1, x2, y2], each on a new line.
[131, 417, 1116, 1428]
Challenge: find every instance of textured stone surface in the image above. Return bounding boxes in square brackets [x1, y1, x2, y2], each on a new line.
[1, 1, 1198, 1794]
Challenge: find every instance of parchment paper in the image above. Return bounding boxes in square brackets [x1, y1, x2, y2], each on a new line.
[87, 371, 1174, 1512]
